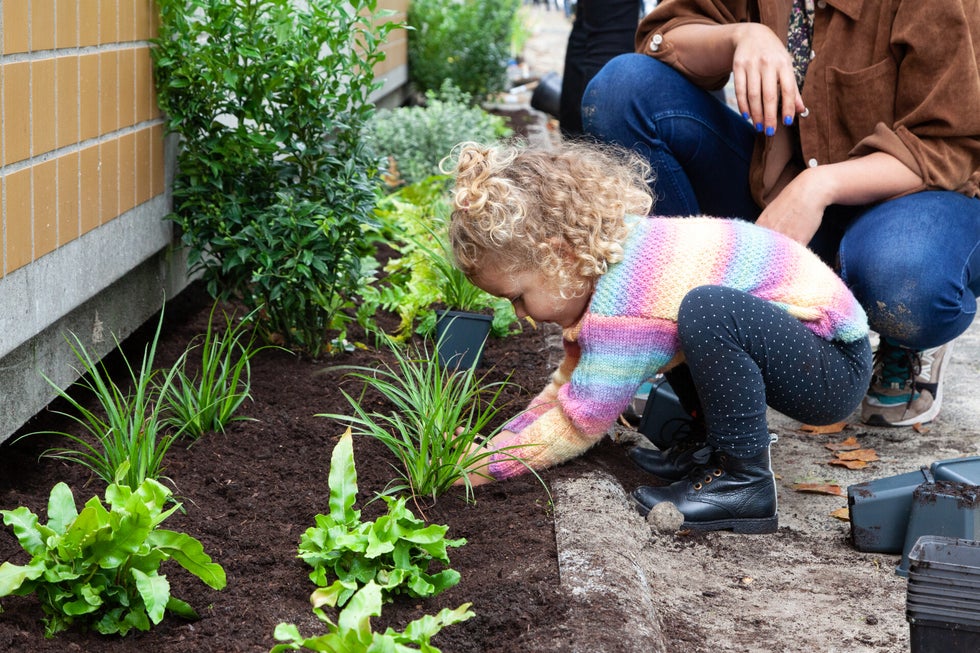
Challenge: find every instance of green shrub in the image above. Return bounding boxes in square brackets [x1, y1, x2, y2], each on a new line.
[152, 0, 399, 357]
[365, 83, 510, 188]
[407, 0, 522, 102]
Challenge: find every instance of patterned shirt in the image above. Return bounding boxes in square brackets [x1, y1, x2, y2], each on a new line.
[787, 0, 815, 88]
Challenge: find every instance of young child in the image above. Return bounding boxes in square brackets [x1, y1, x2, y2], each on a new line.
[448, 141, 872, 534]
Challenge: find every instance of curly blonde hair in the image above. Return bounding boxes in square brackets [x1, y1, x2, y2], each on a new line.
[446, 140, 653, 298]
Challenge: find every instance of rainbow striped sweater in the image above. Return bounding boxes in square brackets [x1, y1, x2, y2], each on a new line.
[486, 215, 869, 480]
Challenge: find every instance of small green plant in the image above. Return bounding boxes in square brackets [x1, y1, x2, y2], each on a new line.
[364, 82, 510, 188]
[408, 0, 522, 102]
[271, 581, 473, 652]
[152, 0, 399, 356]
[30, 310, 186, 489]
[319, 340, 539, 503]
[298, 429, 465, 607]
[160, 304, 269, 439]
[0, 470, 226, 638]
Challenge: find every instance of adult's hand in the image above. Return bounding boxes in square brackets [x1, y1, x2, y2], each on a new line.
[756, 167, 830, 244]
[730, 23, 806, 135]
[757, 153, 923, 244]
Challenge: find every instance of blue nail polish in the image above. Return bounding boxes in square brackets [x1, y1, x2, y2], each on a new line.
[755, 122, 763, 132]
[765, 126, 775, 136]
[784, 115, 793, 125]
[742, 112, 750, 121]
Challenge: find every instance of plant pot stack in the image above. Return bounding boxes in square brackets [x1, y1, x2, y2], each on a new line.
[906, 535, 980, 653]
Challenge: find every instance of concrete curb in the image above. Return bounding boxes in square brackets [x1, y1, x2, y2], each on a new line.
[553, 471, 667, 653]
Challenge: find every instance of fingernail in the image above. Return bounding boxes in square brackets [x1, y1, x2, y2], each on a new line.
[755, 122, 763, 132]
[742, 112, 750, 121]
[783, 115, 793, 125]
[765, 126, 775, 136]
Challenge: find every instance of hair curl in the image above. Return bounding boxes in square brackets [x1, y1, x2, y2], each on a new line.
[444, 140, 653, 297]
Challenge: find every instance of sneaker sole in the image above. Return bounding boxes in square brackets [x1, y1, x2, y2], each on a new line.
[863, 386, 943, 427]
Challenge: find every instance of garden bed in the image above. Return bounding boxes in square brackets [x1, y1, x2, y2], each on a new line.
[0, 281, 652, 652]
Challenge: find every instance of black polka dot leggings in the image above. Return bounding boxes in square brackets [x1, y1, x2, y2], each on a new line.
[677, 285, 873, 459]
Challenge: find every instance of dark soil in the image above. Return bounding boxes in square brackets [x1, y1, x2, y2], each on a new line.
[0, 281, 654, 652]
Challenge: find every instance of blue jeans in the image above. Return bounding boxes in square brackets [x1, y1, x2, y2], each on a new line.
[583, 53, 980, 350]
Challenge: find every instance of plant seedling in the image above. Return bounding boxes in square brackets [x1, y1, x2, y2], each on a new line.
[271, 580, 473, 652]
[0, 466, 226, 638]
[298, 429, 465, 607]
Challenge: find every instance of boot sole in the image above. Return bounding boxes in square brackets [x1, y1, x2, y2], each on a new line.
[684, 516, 778, 534]
[631, 496, 778, 534]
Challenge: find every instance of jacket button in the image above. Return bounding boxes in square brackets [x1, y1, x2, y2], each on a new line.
[817, 0, 827, 7]
[808, 158, 819, 168]
[651, 34, 663, 52]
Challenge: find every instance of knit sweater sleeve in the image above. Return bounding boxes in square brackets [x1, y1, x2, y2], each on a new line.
[496, 337, 578, 436]
[486, 315, 679, 480]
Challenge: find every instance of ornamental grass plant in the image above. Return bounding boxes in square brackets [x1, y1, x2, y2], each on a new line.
[29, 311, 186, 490]
[160, 305, 271, 439]
[319, 337, 542, 504]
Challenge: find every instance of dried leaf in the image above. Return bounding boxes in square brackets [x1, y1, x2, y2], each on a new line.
[824, 436, 861, 452]
[792, 483, 844, 497]
[829, 507, 850, 521]
[829, 458, 868, 469]
[834, 448, 879, 462]
[799, 421, 848, 435]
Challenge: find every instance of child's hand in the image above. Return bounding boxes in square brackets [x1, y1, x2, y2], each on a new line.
[451, 430, 518, 487]
[453, 439, 494, 487]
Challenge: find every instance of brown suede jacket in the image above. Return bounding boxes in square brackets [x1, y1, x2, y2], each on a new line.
[636, 0, 980, 206]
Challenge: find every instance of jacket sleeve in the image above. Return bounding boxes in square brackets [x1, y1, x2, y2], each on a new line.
[635, 0, 746, 89]
[849, 0, 980, 195]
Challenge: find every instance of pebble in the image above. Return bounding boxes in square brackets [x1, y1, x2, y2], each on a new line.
[646, 501, 685, 533]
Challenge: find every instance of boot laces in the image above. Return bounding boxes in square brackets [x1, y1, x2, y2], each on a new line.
[687, 452, 726, 491]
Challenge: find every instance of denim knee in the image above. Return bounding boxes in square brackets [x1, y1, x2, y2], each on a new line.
[840, 191, 980, 349]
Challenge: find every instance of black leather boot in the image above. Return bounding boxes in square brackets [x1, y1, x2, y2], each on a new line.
[631, 449, 778, 534]
[627, 441, 712, 482]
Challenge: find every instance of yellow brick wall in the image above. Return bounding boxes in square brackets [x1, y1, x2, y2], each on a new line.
[1, 0, 164, 278]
